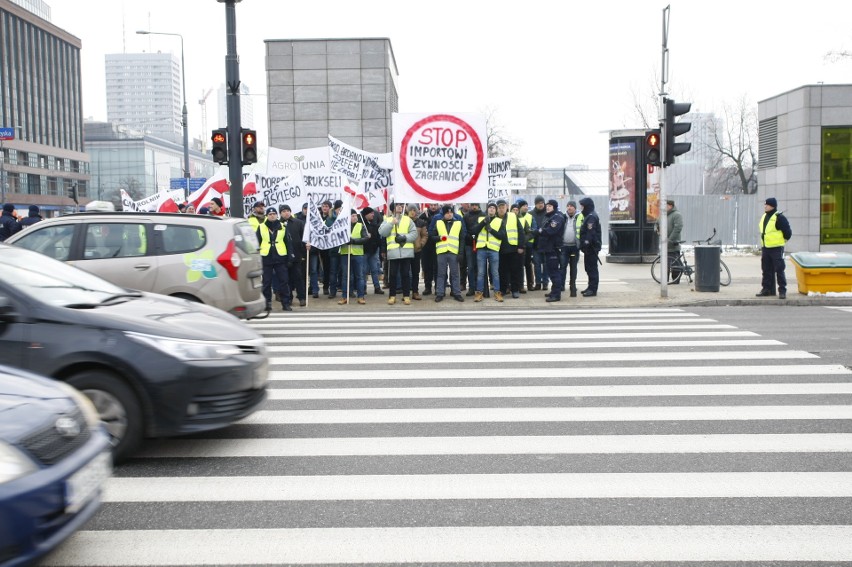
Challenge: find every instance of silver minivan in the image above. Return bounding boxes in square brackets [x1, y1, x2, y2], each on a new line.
[6, 212, 266, 319]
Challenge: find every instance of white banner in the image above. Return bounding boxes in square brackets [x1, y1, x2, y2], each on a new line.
[392, 112, 487, 203]
[266, 146, 330, 177]
[492, 178, 527, 202]
[304, 188, 351, 250]
[120, 189, 139, 212]
[328, 135, 379, 183]
[249, 173, 306, 217]
[487, 157, 512, 201]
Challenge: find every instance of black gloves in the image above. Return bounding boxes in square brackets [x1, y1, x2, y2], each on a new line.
[395, 235, 407, 245]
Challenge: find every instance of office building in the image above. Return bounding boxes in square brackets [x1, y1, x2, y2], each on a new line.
[105, 52, 182, 141]
[216, 82, 254, 129]
[0, 0, 88, 214]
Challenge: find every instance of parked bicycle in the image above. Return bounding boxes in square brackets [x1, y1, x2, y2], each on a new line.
[651, 229, 731, 286]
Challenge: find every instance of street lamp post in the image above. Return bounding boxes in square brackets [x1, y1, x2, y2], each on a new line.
[136, 30, 190, 201]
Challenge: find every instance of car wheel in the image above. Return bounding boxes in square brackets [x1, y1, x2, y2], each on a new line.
[67, 370, 143, 462]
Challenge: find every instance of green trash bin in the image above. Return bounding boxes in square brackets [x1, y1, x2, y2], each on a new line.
[694, 245, 721, 292]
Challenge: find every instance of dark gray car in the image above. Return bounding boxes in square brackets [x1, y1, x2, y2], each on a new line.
[0, 244, 268, 462]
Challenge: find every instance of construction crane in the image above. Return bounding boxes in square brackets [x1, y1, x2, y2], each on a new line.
[198, 88, 213, 151]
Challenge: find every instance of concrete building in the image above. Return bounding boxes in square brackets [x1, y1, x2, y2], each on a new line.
[264, 38, 398, 154]
[105, 52, 182, 141]
[0, 0, 88, 214]
[758, 84, 852, 253]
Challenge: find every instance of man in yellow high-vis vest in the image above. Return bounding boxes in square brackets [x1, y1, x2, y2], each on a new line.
[256, 207, 292, 312]
[756, 197, 793, 299]
[430, 204, 467, 302]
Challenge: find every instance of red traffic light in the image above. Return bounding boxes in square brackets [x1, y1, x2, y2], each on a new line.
[212, 132, 226, 144]
[645, 129, 662, 167]
[242, 132, 254, 146]
[240, 128, 258, 165]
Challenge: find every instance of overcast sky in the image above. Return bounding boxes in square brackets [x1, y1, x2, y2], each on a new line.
[49, 0, 852, 170]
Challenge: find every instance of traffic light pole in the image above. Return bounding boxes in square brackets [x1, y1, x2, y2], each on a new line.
[219, 0, 244, 218]
[658, 5, 670, 298]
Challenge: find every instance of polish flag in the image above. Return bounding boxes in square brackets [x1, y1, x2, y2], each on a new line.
[243, 171, 258, 196]
[156, 192, 180, 213]
[343, 183, 369, 210]
[187, 168, 229, 209]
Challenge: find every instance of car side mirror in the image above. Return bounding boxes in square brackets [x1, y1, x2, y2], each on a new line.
[0, 295, 19, 326]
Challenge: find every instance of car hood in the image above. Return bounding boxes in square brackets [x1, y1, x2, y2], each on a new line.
[54, 293, 262, 342]
[0, 369, 75, 441]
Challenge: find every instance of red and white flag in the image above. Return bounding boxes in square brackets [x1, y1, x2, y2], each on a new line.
[187, 168, 229, 209]
[155, 191, 180, 213]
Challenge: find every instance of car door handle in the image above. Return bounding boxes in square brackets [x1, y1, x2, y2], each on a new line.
[134, 264, 152, 270]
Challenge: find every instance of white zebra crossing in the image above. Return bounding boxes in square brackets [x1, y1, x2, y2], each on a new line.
[44, 308, 852, 566]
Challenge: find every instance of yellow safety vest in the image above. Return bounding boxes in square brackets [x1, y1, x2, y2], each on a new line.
[258, 223, 287, 256]
[340, 223, 365, 256]
[574, 212, 584, 240]
[385, 215, 414, 251]
[248, 216, 262, 231]
[435, 220, 462, 255]
[760, 212, 785, 248]
[504, 212, 519, 246]
[519, 213, 534, 243]
[477, 216, 503, 252]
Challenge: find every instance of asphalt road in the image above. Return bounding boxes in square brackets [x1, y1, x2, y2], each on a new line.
[42, 305, 852, 566]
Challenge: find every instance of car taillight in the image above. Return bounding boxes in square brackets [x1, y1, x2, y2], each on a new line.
[217, 240, 242, 280]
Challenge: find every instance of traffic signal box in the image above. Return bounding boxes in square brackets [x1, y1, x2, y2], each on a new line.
[645, 129, 661, 167]
[663, 98, 691, 166]
[211, 129, 228, 165]
[241, 129, 258, 165]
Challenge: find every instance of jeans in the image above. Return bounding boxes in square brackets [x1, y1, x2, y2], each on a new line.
[560, 245, 579, 292]
[533, 249, 549, 287]
[308, 250, 321, 295]
[262, 263, 290, 306]
[365, 249, 381, 290]
[436, 253, 461, 296]
[464, 245, 477, 290]
[340, 254, 366, 298]
[327, 248, 341, 296]
[476, 249, 500, 293]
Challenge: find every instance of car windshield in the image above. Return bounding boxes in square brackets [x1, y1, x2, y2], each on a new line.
[0, 246, 127, 307]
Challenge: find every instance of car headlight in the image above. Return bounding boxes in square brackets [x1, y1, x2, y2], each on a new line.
[53, 381, 101, 428]
[124, 331, 242, 361]
[0, 441, 37, 484]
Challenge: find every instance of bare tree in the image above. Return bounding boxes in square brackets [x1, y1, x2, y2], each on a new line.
[706, 95, 758, 194]
[482, 106, 521, 163]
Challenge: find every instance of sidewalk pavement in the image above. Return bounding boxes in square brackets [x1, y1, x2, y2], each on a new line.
[297, 253, 852, 311]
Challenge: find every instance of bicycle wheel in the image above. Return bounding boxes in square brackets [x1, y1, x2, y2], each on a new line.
[651, 257, 663, 283]
[719, 259, 732, 286]
[651, 256, 683, 284]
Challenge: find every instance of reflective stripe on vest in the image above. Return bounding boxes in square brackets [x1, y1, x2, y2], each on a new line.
[760, 212, 784, 247]
[340, 223, 364, 255]
[435, 220, 462, 254]
[259, 223, 287, 256]
[386, 215, 414, 251]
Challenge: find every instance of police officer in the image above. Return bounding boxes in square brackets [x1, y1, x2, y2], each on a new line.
[756, 197, 792, 299]
[579, 197, 602, 297]
[535, 199, 566, 303]
[256, 207, 292, 312]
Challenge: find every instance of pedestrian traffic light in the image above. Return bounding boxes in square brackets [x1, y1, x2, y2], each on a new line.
[211, 129, 228, 165]
[645, 129, 662, 167]
[663, 97, 691, 166]
[241, 129, 258, 165]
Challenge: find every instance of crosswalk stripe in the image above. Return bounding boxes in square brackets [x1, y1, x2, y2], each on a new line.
[135, 434, 852, 458]
[271, 350, 818, 365]
[249, 309, 700, 323]
[258, 323, 737, 335]
[239, 406, 852, 424]
[43, 526, 852, 565]
[268, 382, 852, 399]
[102, 472, 852, 502]
[270, 364, 852, 381]
[262, 330, 758, 344]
